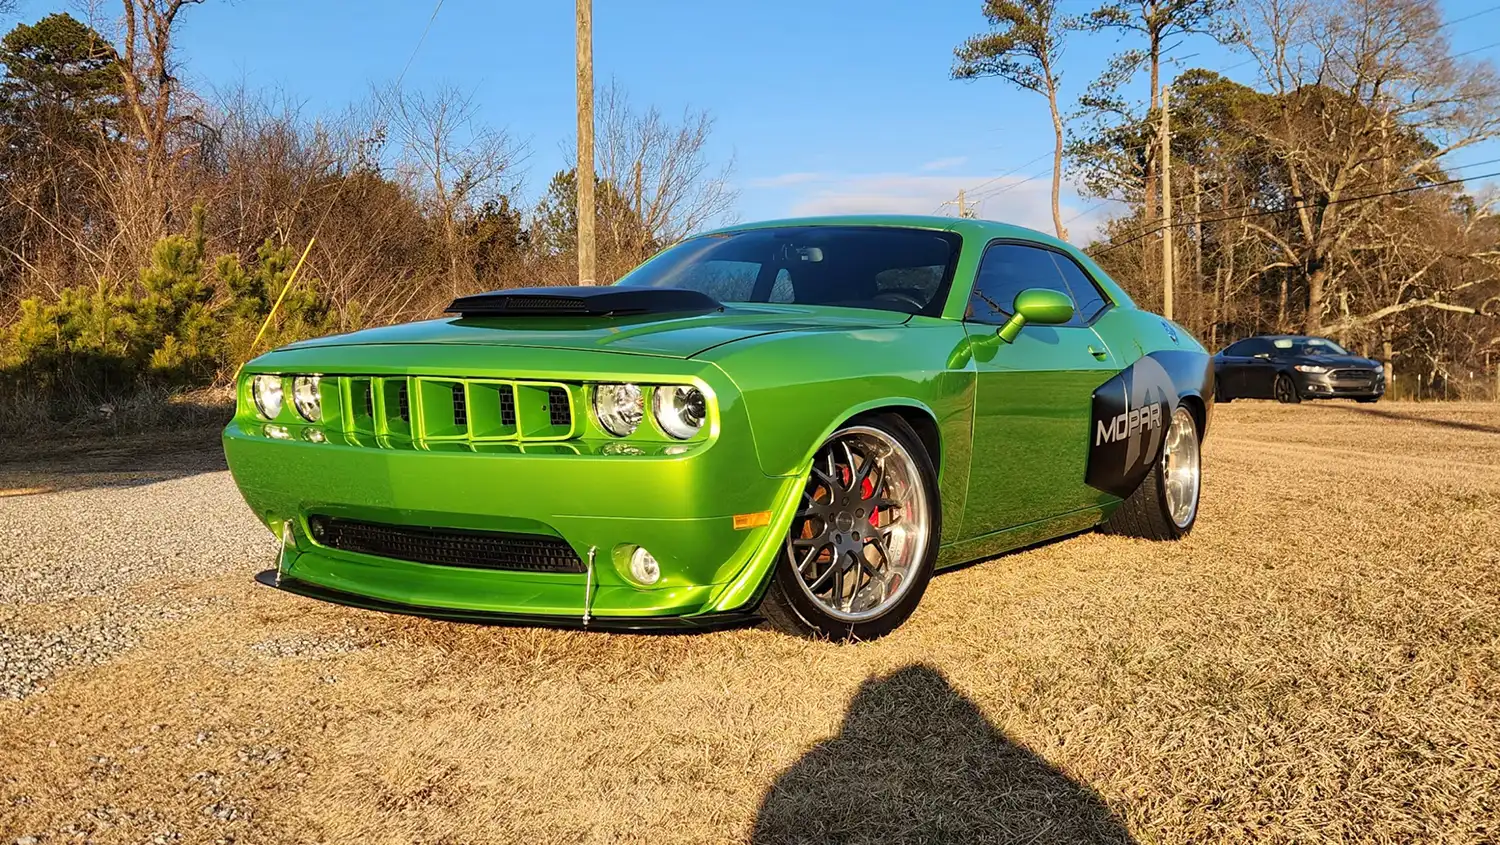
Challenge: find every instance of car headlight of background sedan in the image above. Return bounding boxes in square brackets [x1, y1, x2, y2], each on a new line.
[594, 383, 645, 436]
[251, 374, 284, 419]
[652, 385, 707, 439]
[1294, 364, 1328, 373]
[291, 375, 321, 421]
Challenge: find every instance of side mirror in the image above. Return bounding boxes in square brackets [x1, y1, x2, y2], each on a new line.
[998, 288, 1075, 343]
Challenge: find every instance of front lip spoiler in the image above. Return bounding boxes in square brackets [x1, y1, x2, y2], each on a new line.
[254, 570, 761, 634]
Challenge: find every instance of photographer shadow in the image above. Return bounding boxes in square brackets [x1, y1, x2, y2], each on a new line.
[752, 664, 1136, 845]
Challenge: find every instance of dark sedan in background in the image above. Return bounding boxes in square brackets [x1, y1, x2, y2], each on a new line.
[1213, 335, 1385, 403]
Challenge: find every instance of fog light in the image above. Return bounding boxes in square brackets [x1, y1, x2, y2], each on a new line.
[629, 547, 661, 586]
[264, 424, 291, 439]
[302, 427, 327, 443]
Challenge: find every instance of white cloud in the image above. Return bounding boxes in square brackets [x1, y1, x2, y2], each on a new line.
[918, 156, 968, 172]
[766, 172, 1109, 246]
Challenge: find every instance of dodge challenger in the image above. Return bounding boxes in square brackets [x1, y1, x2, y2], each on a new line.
[224, 215, 1212, 640]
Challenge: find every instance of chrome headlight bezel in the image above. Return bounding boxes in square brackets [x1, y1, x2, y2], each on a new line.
[651, 385, 707, 440]
[593, 383, 645, 437]
[251, 374, 284, 420]
[291, 375, 322, 422]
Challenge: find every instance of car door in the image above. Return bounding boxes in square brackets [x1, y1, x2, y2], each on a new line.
[1238, 338, 1279, 397]
[959, 242, 1123, 540]
[1215, 340, 1252, 396]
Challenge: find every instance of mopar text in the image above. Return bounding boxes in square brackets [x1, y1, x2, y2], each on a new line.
[1096, 402, 1164, 445]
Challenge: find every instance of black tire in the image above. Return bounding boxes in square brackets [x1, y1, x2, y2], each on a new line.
[1101, 406, 1201, 541]
[759, 414, 941, 641]
[1273, 373, 1301, 404]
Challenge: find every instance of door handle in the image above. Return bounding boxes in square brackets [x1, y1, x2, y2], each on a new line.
[1088, 345, 1109, 361]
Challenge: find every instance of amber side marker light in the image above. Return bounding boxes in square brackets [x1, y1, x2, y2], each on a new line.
[733, 511, 772, 530]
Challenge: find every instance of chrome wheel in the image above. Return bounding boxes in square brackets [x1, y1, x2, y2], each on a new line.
[1161, 407, 1200, 529]
[784, 426, 931, 623]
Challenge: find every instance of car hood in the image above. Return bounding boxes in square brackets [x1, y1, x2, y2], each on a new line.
[276, 303, 911, 360]
[1290, 354, 1379, 368]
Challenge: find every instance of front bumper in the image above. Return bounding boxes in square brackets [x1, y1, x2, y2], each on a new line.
[1295, 370, 1385, 399]
[224, 420, 803, 623]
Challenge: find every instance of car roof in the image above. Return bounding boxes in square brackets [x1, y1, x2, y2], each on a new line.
[697, 214, 1073, 250]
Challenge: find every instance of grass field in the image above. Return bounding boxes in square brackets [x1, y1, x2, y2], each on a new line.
[2, 401, 1498, 844]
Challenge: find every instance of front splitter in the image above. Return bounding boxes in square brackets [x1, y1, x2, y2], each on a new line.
[253, 569, 761, 633]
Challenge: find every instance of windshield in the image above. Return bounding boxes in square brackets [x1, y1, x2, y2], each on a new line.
[1272, 337, 1349, 356]
[614, 226, 962, 316]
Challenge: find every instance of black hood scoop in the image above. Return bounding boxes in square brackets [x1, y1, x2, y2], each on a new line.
[447, 286, 722, 318]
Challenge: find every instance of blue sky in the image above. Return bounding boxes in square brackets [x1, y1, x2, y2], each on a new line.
[16, 0, 1500, 243]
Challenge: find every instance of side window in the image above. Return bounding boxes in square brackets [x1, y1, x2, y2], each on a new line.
[1049, 253, 1108, 323]
[967, 243, 1074, 325]
[1222, 340, 1251, 356]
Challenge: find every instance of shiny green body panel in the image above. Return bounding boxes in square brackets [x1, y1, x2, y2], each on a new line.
[223, 214, 1207, 626]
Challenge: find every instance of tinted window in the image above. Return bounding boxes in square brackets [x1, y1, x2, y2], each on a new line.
[668, 259, 760, 302]
[1271, 336, 1349, 356]
[1049, 253, 1108, 322]
[968, 243, 1083, 326]
[616, 226, 961, 315]
[1222, 340, 1253, 356]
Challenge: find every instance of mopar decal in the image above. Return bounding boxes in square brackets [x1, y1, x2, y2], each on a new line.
[1096, 402, 1164, 445]
[1086, 354, 1176, 498]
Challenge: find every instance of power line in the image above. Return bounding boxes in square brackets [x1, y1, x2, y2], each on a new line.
[1094, 168, 1500, 255]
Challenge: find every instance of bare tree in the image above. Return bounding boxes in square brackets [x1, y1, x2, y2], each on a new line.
[1239, 0, 1500, 334]
[594, 80, 736, 275]
[378, 83, 527, 296]
[953, 0, 1075, 240]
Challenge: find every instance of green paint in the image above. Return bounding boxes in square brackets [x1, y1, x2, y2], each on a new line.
[223, 214, 1203, 624]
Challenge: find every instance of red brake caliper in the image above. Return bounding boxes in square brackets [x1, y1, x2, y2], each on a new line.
[841, 465, 880, 533]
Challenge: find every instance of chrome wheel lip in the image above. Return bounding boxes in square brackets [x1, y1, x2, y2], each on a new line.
[786, 425, 930, 624]
[1161, 406, 1200, 529]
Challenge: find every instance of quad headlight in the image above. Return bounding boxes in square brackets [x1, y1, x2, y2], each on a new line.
[594, 383, 644, 436]
[652, 385, 707, 440]
[291, 375, 321, 422]
[251, 374, 284, 419]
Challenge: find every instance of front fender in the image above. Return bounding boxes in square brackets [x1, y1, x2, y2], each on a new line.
[698, 320, 975, 545]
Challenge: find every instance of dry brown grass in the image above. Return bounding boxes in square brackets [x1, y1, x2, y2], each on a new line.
[3, 401, 1499, 844]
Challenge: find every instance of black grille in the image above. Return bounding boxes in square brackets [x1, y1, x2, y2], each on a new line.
[499, 386, 516, 426]
[307, 516, 584, 573]
[361, 384, 374, 420]
[397, 385, 410, 422]
[451, 384, 467, 426]
[504, 295, 589, 313]
[1331, 369, 1375, 383]
[548, 387, 571, 427]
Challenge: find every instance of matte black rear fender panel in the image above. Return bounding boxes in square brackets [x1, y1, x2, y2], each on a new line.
[1086, 349, 1212, 499]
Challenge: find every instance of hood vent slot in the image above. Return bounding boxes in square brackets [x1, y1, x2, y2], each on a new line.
[447, 286, 721, 318]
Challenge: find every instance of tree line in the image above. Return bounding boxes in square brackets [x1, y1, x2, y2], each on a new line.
[0, 1, 734, 430]
[955, 0, 1500, 396]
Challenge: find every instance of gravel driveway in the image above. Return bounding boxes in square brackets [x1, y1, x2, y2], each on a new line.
[0, 431, 273, 700]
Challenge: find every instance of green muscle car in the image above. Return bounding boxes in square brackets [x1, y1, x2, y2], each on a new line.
[225, 215, 1210, 640]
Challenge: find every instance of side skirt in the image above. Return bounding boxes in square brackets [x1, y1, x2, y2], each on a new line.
[935, 506, 1108, 571]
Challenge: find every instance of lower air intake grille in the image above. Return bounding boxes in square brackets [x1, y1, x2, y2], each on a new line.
[547, 387, 571, 426]
[499, 386, 516, 426]
[307, 516, 585, 573]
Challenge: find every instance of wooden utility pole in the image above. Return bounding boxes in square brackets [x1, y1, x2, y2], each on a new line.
[575, 0, 596, 285]
[957, 189, 969, 218]
[1159, 84, 1174, 321]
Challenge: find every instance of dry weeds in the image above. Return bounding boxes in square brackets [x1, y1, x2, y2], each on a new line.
[2, 401, 1498, 843]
